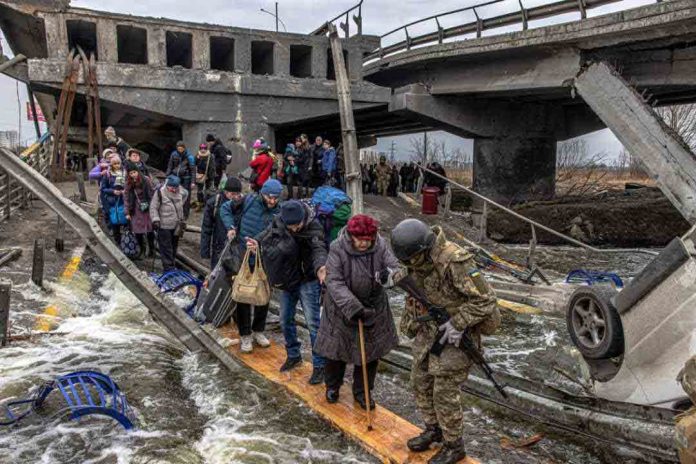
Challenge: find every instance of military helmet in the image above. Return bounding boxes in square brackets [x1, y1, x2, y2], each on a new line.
[391, 219, 436, 262]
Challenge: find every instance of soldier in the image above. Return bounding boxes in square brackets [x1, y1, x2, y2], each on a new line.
[391, 219, 500, 464]
[375, 155, 391, 196]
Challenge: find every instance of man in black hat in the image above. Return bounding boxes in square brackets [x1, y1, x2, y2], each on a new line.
[201, 176, 244, 269]
[248, 200, 328, 383]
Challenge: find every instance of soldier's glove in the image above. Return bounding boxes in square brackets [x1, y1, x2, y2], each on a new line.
[438, 321, 464, 347]
[375, 268, 395, 288]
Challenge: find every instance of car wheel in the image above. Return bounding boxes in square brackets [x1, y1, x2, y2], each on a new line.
[566, 285, 624, 360]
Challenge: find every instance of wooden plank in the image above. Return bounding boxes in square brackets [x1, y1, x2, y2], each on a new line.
[217, 324, 480, 464]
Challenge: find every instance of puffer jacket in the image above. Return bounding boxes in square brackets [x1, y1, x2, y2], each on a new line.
[150, 185, 188, 230]
[99, 169, 125, 217]
[315, 230, 400, 364]
[257, 202, 327, 290]
[238, 193, 279, 240]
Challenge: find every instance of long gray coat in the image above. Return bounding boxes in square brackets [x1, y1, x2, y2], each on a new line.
[315, 230, 400, 365]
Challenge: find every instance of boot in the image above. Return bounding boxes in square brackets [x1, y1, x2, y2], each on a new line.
[279, 356, 302, 372]
[407, 424, 443, 452]
[309, 366, 325, 385]
[326, 387, 340, 404]
[428, 439, 467, 464]
[354, 394, 375, 411]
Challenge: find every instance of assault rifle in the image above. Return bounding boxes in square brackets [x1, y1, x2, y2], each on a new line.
[397, 275, 508, 399]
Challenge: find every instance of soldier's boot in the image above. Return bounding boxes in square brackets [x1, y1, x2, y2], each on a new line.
[407, 423, 443, 452]
[428, 439, 467, 464]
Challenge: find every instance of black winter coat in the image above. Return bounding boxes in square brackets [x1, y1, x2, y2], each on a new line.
[257, 202, 327, 290]
[315, 230, 401, 365]
[210, 140, 230, 176]
[200, 193, 236, 268]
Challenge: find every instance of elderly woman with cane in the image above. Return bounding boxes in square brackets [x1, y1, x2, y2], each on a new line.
[315, 214, 402, 411]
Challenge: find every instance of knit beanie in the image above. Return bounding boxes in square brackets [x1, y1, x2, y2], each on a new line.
[280, 200, 305, 226]
[167, 175, 181, 188]
[224, 176, 242, 193]
[259, 179, 282, 197]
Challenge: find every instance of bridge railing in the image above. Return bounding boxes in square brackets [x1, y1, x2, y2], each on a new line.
[0, 134, 52, 224]
[364, 0, 625, 62]
[311, 0, 364, 37]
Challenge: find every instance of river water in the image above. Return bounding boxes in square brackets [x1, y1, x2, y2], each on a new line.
[0, 244, 658, 463]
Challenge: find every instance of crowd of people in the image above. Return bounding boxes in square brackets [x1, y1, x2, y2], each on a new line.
[361, 156, 449, 197]
[196, 173, 499, 463]
[91, 127, 489, 464]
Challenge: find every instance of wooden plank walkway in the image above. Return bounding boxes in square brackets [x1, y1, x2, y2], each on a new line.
[217, 324, 480, 464]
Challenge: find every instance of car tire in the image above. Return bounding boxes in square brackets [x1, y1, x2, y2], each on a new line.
[566, 285, 624, 360]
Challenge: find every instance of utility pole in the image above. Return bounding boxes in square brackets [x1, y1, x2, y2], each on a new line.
[422, 131, 428, 164]
[328, 23, 363, 214]
[275, 2, 279, 33]
[389, 141, 396, 163]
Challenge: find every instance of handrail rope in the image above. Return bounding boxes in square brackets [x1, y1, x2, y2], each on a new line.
[416, 164, 658, 256]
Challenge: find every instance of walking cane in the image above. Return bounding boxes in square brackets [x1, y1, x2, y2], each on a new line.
[358, 319, 373, 431]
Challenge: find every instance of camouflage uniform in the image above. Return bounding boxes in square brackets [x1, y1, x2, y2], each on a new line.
[376, 162, 391, 196]
[400, 226, 499, 443]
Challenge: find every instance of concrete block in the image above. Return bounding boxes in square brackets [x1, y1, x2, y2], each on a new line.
[575, 61, 696, 223]
[97, 20, 117, 63]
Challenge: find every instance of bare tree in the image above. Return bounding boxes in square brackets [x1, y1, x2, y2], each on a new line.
[556, 139, 609, 196]
[408, 133, 435, 165]
[655, 104, 696, 150]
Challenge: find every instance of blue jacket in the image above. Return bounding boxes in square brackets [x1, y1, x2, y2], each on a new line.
[322, 147, 336, 174]
[99, 170, 124, 217]
[220, 195, 244, 232]
[238, 194, 279, 240]
[167, 150, 194, 184]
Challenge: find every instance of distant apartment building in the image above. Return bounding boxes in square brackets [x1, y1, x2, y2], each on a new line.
[0, 131, 18, 149]
[359, 149, 384, 164]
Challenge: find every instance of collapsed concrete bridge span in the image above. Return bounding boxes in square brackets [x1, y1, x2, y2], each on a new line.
[0, 0, 388, 171]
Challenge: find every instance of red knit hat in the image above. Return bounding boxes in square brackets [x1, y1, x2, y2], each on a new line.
[347, 214, 379, 241]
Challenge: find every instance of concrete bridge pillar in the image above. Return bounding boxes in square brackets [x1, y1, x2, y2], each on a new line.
[473, 136, 556, 204]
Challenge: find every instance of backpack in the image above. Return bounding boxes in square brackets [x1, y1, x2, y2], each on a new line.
[311, 186, 352, 245]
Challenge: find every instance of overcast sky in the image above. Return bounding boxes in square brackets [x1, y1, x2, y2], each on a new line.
[0, 0, 653, 156]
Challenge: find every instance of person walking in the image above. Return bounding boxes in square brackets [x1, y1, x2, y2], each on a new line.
[230, 179, 282, 353]
[150, 175, 188, 271]
[315, 214, 401, 409]
[104, 126, 130, 160]
[100, 156, 126, 245]
[297, 134, 312, 198]
[249, 199, 328, 384]
[195, 143, 216, 210]
[126, 148, 151, 179]
[392, 219, 500, 464]
[376, 156, 390, 196]
[310, 135, 324, 188]
[206, 134, 232, 187]
[124, 161, 155, 259]
[249, 139, 275, 193]
[284, 143, 300, 199]
[201, 177, 244, 269]
[167, 141, 195, 217]
[321, 139, 337, 186]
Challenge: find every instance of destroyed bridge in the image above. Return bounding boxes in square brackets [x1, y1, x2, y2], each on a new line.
[1, 0, 696, 218]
